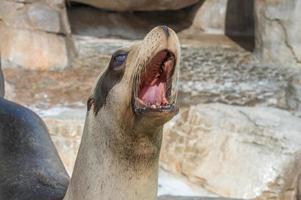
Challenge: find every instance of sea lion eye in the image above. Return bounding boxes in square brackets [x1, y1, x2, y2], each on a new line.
[110, 52, 127, 70]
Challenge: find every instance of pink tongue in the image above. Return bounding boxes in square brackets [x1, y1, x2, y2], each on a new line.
[139, 81, 166, 105]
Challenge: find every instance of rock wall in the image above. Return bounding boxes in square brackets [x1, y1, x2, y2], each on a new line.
[1, 0, 301, 69]
[254, 0, 301, 68]
[160, 104, 301, 199]
[0, 0, 76, 70]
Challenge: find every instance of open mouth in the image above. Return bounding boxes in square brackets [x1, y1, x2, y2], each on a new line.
[134, 50, 178, 114]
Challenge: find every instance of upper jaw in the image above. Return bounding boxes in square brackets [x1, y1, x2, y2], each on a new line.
[132, 48, 179, 116]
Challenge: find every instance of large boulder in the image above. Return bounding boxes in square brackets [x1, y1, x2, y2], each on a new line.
[70, 0, 199, 11]
[160, 104, 301, 199]
[254, 0, 301, 68]
[0, 0, 76, 70]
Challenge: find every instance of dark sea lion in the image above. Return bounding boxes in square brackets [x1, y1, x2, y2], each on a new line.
[64, 26, 181, 200]
[0, 98, 69, 200]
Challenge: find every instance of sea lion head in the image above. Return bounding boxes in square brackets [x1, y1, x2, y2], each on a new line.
[82, 26, 181, 164]
[88, 26, 180, 128]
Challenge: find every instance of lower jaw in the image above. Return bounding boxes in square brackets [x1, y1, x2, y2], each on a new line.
[133, 103, 179, 120]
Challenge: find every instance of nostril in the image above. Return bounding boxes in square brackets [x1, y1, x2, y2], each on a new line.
[160, 25, 170, 38]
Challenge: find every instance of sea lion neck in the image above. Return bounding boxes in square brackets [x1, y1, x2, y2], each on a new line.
[64, 110, 162, 200]
[90, 106, 164, 165]
[64, 26, 181, 200]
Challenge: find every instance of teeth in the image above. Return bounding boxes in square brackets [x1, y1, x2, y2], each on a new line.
[160, 104, 171, 109]
[135, 97, 173, 111]
[150, 78, 158, 86]
[135, 97, 146, 106]
[162, 97, 168, 105]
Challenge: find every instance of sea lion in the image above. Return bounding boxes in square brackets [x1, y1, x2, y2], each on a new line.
[64, 26, 181, 200]
[0, 60, 4, 97]
[0, 97, 69, 200]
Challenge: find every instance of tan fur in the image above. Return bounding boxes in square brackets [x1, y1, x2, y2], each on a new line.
[64, 26, 181, 200]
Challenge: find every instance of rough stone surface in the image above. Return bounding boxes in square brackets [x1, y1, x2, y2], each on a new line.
[255, 0, 301, 68]
[178, 46, 252, 106]
[178, 46, 301, 114]
[160, 103, 301, 199]
[70, 0, 199, 11]
[0, 0, 76, 70]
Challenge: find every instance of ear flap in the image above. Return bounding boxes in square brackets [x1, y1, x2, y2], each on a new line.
[87, 67, 124, 115]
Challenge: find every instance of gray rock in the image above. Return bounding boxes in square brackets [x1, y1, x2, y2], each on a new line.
[0, 1, 67, 34]
[254, 0, 301, 68]
[27, 3, 62, 34]
[0, 0, 76, 70]
[160, 103, 301, 199]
